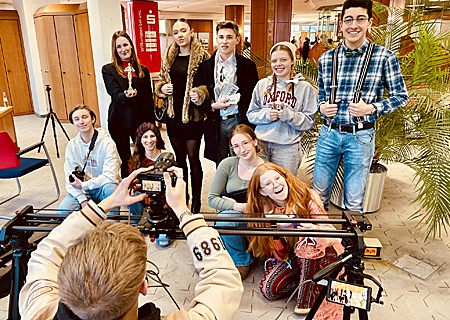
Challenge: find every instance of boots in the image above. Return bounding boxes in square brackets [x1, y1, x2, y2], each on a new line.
[191, 197, 201, 214]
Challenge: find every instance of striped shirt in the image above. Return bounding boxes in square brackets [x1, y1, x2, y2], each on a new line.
[318, 39, 409, 125]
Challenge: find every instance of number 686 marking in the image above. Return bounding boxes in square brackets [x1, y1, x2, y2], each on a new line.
[192, 237, 226, 262]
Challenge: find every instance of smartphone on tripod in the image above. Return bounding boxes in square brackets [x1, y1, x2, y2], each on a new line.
[326, 279, 372, 311]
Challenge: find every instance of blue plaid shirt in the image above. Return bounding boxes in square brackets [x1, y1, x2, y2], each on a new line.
[318, 39, 409, 125]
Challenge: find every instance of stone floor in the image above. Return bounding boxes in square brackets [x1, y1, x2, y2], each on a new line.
[1, 114, 449, 320]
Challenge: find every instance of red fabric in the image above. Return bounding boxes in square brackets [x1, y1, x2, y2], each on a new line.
[0, 131, 20, 169]
[122, 61, 137, 77]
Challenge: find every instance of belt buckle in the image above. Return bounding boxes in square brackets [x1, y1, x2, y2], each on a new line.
[338, 124, 345, 133]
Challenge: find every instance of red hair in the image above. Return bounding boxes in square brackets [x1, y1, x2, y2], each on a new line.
[245, 162, 318, 257]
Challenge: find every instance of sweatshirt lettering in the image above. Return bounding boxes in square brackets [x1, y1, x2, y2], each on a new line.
[263, 90, 297, 108]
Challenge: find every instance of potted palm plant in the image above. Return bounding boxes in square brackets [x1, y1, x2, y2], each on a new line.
[301, 2, 450, 238]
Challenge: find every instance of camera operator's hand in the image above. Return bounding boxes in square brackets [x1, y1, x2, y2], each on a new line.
[98, 167, 150, 213]
[163, 167, 189, 218]
[69, 174, 83, 190]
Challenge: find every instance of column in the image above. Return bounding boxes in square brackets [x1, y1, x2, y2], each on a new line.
[225, 5, 244, 51]
[86, 0, 122, 131]
[251, 0, 292, 76]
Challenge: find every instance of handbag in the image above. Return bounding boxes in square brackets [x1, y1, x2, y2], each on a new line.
[154, 97, 167, 123]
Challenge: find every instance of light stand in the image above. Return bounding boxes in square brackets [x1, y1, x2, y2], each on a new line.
[38, 85, 70, 158]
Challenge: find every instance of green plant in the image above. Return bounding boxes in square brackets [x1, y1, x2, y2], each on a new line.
[243, 6, 450, 238]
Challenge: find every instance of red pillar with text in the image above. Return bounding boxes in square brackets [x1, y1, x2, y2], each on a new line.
[126, 0, 161, 73]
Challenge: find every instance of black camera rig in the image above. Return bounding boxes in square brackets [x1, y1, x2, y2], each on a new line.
[1, 207, 383, 320]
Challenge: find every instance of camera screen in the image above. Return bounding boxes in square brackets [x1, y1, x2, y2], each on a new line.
[326, 279, 371, 311]
[142, 180, 161, 192]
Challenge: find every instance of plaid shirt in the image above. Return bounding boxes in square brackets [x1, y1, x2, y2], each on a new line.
[318, 39, 409, 125]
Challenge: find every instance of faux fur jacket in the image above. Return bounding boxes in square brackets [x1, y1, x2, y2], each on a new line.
[154, 37, 210, 123]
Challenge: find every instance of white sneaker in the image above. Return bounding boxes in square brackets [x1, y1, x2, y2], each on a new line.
[294, 307, 311, 315]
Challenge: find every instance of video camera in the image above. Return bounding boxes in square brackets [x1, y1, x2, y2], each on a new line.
[136, 152, 177, 196]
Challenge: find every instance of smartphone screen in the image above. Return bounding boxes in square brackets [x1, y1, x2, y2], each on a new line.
[326, 279, 372, 311]
[142, 180, 161, 192]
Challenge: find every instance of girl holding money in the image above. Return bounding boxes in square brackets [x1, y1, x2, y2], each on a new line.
[155, 18, 210, 213]
[247, 42, 317, 175]
[102, 31, 155, 178]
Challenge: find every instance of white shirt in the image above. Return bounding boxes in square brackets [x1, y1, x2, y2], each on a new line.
[214, 51, 239, 117]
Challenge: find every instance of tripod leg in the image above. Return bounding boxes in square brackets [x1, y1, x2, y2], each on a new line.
[305, 267, 341, 320]
[50, 114, 60, 158]
[52, 111, 70, 141]
[9, 247, 27, 320]
[38, 113, 52, 153]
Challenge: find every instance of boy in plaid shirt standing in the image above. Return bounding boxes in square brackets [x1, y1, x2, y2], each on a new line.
[313, 0, 409, 213]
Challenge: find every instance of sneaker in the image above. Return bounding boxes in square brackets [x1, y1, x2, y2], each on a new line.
[236, 259, 258, 280]
[294, 307, 311, 315]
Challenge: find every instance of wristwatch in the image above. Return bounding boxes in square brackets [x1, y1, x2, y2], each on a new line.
[371, 105, 378, 115]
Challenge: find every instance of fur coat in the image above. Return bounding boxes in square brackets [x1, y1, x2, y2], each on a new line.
[154, 37, 210, 123]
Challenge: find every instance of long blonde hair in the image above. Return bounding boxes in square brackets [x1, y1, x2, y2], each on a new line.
[246, 163, 317, 257]
[264, 44, 295, 96]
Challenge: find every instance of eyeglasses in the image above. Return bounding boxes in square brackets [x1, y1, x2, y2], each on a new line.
[261, 175, 283, 190]
[231, 140, 253, 151]
[343, 16, 369, 25]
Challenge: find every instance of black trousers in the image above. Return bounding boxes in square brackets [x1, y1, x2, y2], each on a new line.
[108, 123, 140, 179]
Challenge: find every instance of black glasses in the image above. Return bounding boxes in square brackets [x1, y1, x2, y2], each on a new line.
[343, 16, 368, 25]
[219, 65, 225, 82]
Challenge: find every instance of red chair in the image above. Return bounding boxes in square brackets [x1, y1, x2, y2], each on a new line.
[0, 131, 59, 208]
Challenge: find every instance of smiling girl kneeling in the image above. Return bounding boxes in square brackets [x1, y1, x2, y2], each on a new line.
[247, 42, 317, 175]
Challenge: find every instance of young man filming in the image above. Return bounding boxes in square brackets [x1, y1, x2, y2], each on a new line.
[57, 104, 121, 214]
[19, 167, 243, 320]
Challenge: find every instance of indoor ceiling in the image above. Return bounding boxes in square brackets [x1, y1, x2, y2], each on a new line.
[152, 0, 337, 24]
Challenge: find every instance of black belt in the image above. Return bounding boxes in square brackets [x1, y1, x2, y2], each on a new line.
[221, 113, 239, 120]
[324, 120, 374, 133]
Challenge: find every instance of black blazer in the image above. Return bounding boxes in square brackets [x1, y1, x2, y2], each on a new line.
[193, 51, 259, 162]
[102, 63, 155, 128]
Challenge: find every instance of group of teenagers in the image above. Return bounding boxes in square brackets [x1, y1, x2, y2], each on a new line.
[45, 0, 409, 319]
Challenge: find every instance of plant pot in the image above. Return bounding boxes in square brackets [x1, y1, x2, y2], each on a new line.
[330, 163, 388, 213]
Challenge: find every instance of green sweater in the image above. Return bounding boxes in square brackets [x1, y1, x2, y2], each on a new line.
[208, 157, 249, 211]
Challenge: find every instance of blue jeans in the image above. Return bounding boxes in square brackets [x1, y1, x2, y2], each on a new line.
[128, 191, 171, 247]
[216, 210, 254, 266]
[259, 140, 302, 176]
[57, 183, 119, 214]
[312, 124, 375, 213]
[217, 114, 240, 165]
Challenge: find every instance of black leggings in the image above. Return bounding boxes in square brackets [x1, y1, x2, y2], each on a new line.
[169, 137, 203, 201]
[108, 123, 137, 179]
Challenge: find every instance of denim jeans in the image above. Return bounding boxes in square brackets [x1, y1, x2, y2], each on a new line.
[312, 124, 375, 213]
[217, 114, 240, 165]
[128, 191, 171, 247]
[216, 210, 254, 266]
[57, 183, 119, 214]
[258, 140, 302, 176]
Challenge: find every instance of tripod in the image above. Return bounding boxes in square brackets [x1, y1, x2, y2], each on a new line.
[305, 235, 384, 319]
[38, 85, 70, 158]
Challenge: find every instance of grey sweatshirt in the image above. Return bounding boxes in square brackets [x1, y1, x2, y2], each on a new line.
[247, 73, 317, 144]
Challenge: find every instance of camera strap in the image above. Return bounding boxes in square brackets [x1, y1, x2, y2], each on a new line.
[330, 42, 375, 126]
[80, 129, 98, 174]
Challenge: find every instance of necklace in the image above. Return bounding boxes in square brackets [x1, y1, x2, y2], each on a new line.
[239, 158, 262, 171]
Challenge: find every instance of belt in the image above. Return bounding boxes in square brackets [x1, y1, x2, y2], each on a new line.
[324, 120, 374, 133]
[221, 113, 238, 120]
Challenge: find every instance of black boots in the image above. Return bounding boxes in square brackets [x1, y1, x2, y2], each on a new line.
[191, 197, 201, 213]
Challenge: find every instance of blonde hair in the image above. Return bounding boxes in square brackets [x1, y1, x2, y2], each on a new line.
[58, 222, 147, 320]
[264, 44, 295, 96]
[245, 163, 317, 257]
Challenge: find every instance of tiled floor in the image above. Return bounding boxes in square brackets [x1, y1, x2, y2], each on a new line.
[1, 114, 449, 319]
